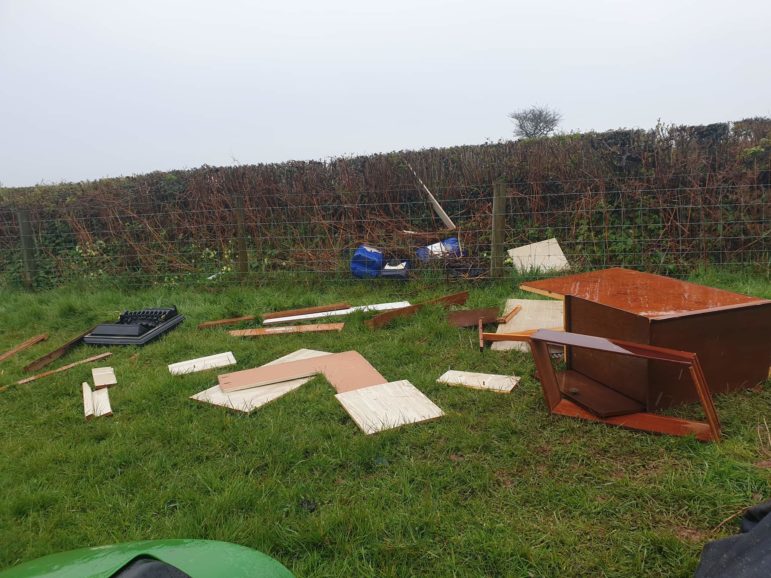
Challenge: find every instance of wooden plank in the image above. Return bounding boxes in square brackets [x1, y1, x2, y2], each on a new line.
[218, 350, 386, 394]
[499, 304, 522, 324]
[3, 352, 113, 391]
[507, 238, 570, 273]
[169, 352, 237, 375]
[0, 334, 48, 363]
[229, 323, 344, 337]
[82, 382, 94, 419]
[91, 367, 117, 389]
[447, 308, 499, 328]
[366, 291, 469, 329]
[437, 370, 519, 393]
[405, 161, 456, 230]
[557, 370, 645, 417]
[191, 349, 331, 413]
[22, 327, 94, 373]
[262, 302, 350, 321]
[491, 299, 564, 352]
[197, 315, 256, 330]
[91, 387, 112, 417]
[263, 301, 410, 325]
[335, 380, 445, 434]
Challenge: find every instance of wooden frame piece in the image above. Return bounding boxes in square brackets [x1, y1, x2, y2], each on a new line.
[0, 334, 48, 363]
[367, 291, 469, 329]
[22, 327, 94, 373]
[2, 352, 113, 392]
[229, 323, 344, 337]
[262, 302, 350, 321]
[197, 315, 256, 329]
[485, 329, 721, 442]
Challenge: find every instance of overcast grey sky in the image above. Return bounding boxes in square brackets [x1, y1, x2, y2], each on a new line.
[1, 0, 769, 187]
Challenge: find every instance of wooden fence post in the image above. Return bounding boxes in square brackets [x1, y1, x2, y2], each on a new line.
[17, 208, 36, 289]
[490, 181, 506, 279]
[233, 190, 249, 281]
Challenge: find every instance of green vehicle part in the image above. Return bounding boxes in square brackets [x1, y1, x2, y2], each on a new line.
[0, 539, 294, 578]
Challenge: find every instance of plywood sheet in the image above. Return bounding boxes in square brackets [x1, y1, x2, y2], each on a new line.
[229, 323, 344, 337]
[508, 238, 570, 273]
[169, 352, 237, 375]
[335, 380, 445, 434]
[91, 387, 112, 417]
[519, 267, 766, 317]
[91, 366, 117, 388]
[262, 301, 410, 325]
[437, 370, 519, 393]
[218, 350, 386, 393]
[491, 299, 564, 352]
[191, 349, 331, 413]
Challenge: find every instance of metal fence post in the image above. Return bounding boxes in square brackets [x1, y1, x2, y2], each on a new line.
[490, 181, 506, 278]
[17, 208, 36, 289]
[233, 190, 249, 281]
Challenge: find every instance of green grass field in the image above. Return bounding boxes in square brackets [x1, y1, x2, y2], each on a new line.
[1, 269, 769, 577]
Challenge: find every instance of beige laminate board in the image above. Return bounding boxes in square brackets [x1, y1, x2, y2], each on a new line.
[491, 299, 564, 352]
[507, 238, 570, 273]
[83, 382, 112, 418]
[92, 366, 117, 388]
[437, 370, 520, 393]
[335, 380, 444, 434]
[217, 350, 386, 394]
[82, 382, 94, 419]
[191, 349, 331, 413]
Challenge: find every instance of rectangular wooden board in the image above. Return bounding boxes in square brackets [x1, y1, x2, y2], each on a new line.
[229, 323, 344, 337]
[262, 302, 350, 320]
[437, 370, 519, 393]
[191, 349, 331, 412]
[169, 352, 237, 375]
[22, 327, 94, 373]
[92, 366, 117, 388]
[262, 301, 410, 325]
[491, 299, 564, 352]
[197, 315, 256, 329]
[82, 382, 94, 419]
[91, 387, 112, 417]
[335, 380, 444, 434]
[507, 238, 570, 273]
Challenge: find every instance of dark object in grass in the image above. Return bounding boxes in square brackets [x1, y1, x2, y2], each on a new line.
[84, 307, 184, 346]
[695, 499, 771, 578]
[23, 327, 94, 373]
[448, 308, 500, 328]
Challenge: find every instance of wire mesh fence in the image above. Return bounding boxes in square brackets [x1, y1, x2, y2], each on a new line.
[1, 122, 769, 289]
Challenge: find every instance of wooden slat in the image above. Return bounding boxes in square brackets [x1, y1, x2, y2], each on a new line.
[82, 382, 94, 419]
[229, 323, 344, 337]
[437, 370, 519, 393]
[366, 291, 469, 329]
[197, 315, 256, 329]
[22, 327, 94, 373]
[2, 352, 113, 391]
[262, 303, 350, 321]
[447, 308, 499, 328]
[0, 333, 48, 363]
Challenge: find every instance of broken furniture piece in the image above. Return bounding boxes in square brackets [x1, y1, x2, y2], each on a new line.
[490, 299, 565, 352]
[82, 382, 112, 419]
[2, 352, 113, 392]
[229, 323, 344, 337]
[198, 315, 256, 330]
[335, 380, 445, 434]
[367, 291, 469, 329]
[84, 307, 184, 346]
[191, 349, 330, 412]
[262, 303, 350, 321]
[169, 352, 237, 375]
[437, 370, 520, 393]
[91, 366, 117, 389]
[447, 305, 521, 329]
[520, 267, 771, 408]
[507, 238, 570, 273]
[490, 329, 721, 441]
[0, 334, 48, 364]
[23, 327, 94, 372]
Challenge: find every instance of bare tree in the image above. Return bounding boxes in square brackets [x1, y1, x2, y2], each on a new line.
[508, 106, 562, 138]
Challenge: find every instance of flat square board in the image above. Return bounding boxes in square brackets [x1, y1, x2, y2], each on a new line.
[91, 366, 117, 388]
[507, 238, 569, 273]
[335, 380, 444, 434]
